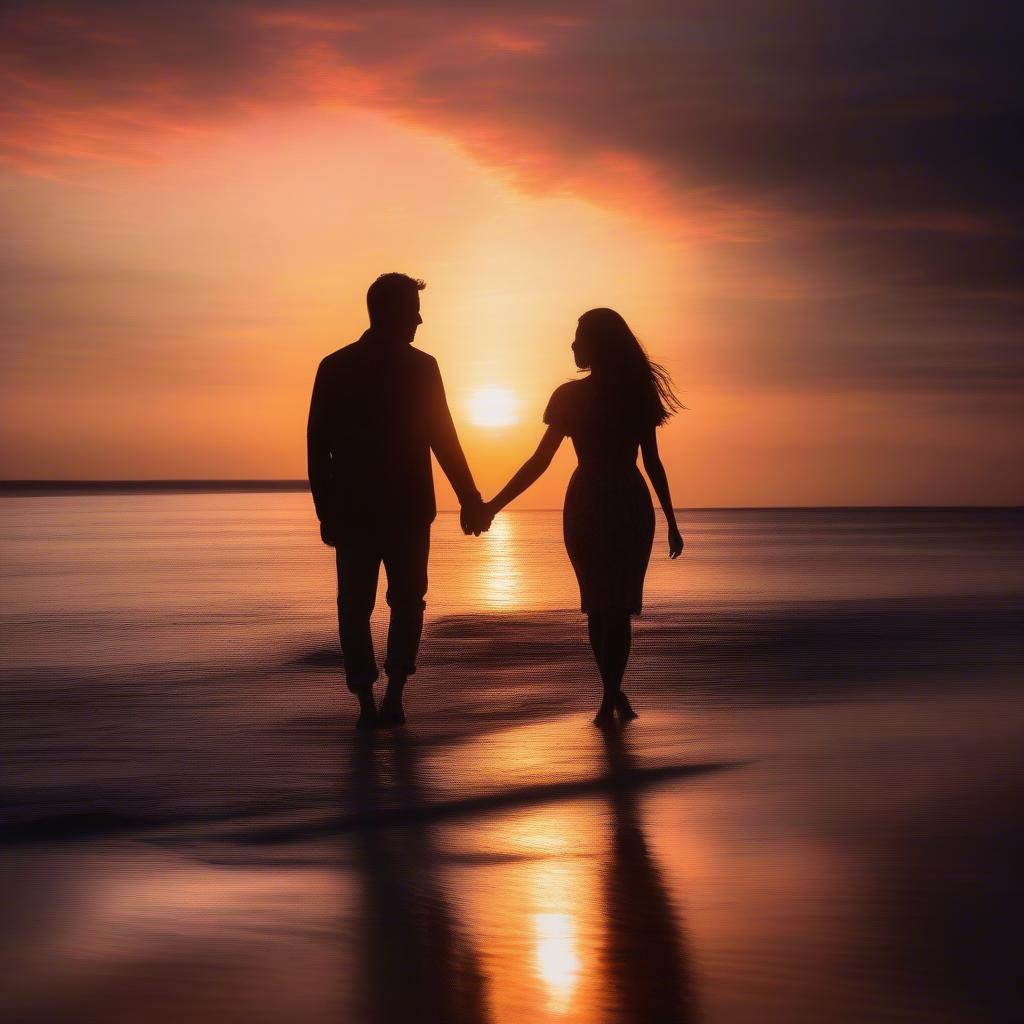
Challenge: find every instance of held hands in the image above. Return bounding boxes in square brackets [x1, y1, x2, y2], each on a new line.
[460, 496, 495, 536]
[668, 523, 684, 559]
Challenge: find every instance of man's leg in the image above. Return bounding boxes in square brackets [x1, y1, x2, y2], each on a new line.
[335, 528, 383, 726]
[378, 521, 430, 725]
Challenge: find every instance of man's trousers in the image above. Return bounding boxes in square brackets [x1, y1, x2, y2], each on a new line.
[333, 519, 430, 692]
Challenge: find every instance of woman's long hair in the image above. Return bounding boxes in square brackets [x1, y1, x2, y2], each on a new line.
[577, 308, 683, 426]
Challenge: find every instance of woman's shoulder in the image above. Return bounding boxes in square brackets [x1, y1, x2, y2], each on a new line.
[549, 378, 585, 402]
[543, 379, 585, 426]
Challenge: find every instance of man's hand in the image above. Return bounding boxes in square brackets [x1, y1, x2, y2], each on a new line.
[320, 521, 337, 548]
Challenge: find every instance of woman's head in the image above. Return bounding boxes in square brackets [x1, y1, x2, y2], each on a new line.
[572, 308, 681, 425]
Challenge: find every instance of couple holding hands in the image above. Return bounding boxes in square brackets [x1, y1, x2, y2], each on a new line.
[308, 273, 683, 729]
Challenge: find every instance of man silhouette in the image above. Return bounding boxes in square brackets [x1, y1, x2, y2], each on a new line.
[307, 274, 485, 728]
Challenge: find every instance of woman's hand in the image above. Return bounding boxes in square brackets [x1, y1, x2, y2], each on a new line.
[668, 523, 684, 559]
[480, 500, 498, 532]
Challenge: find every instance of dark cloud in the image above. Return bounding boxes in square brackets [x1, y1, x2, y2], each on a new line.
[4, 3, 1020, 204]
[731, 323, 1024, 395]
[2, 0, 1022, 393]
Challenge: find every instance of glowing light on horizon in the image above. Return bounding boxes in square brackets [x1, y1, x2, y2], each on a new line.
[467, 387, 518, 428]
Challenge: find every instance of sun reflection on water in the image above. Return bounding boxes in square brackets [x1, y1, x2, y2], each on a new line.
[528, 835, 585, 1015]
[534, 910, 582, 1014]
[443, 725, 608, 1022]
[479, 513, 523, 610]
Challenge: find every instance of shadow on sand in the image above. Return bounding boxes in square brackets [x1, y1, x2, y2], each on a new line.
[599, 727, 695, 1023]
[349, 730, 492, 1024]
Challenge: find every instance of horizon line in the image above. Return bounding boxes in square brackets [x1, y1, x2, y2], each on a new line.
[0, 480, 1020, 511]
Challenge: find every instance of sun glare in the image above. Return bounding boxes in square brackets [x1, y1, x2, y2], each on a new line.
[467, 387, 518, 428]
[534, 912, 581, 1013]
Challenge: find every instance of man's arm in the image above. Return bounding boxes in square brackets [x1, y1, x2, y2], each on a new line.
[426, 360, 482, 524]
[306, 361, 335, 540]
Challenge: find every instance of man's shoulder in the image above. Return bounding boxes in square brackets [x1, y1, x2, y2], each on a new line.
[320, 337, 364, 366]
[316, 339, 372, 382]
[316, 340, 440, 391]
[321, 341, 436, 364]
[401, 347, 443, 387]
[406, 346, 438, 369]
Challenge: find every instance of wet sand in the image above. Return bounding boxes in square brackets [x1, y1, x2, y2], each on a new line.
[3, 675, 1022, 1024]
[3, 501, 1022, 1022]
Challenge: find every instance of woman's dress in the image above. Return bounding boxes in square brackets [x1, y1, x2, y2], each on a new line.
[543, 379, 656, 615]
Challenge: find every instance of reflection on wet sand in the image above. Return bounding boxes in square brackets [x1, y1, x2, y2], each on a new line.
[534, 906, 581, 1013]
[599, 727, 694, 1023]
[527, 838, 586, 1015]
[349, 731, 491, 1024]
[441, 717, 698, 1024]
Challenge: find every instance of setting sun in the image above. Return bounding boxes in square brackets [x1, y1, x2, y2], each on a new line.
[467, 387, 519, 428]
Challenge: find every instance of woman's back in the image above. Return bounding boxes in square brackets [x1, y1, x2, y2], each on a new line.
[543, 377, 656, 617]
[480, 305, 683, 724]
[543, 378, 649, 471]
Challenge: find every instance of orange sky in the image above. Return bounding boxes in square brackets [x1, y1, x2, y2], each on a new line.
[1, 3, 1021, 506]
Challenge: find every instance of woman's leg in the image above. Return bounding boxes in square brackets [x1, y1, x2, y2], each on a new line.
[589, 610, 634, 724]
[606, 613, 639, 721]
[590, 611, 635, 724]
[588, 613, 614, 724]
[587, 612, 605, 669]
[602, 612, 632, 694]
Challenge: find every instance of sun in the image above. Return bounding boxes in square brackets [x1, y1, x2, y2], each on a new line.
[467, 387, 519, 428]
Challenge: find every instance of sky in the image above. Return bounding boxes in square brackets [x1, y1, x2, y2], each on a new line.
[1, 1, 1022, 506]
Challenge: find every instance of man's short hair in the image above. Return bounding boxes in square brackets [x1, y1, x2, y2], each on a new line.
[367, 273, 425, 322]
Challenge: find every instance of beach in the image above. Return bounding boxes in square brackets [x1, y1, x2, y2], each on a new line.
[2, 497, 1022, 1023]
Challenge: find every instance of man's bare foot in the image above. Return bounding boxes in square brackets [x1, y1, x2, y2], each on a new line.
[355, 688, 377, 730]
[377, 696, 405, 727]
[615, 693, 639, 723]
[377, 676, 406, 727]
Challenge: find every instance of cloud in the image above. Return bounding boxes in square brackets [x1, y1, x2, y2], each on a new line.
[2, 0, 1023, 394]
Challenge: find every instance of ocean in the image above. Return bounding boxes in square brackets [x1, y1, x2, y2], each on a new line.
[1, 497, 1022, 1022]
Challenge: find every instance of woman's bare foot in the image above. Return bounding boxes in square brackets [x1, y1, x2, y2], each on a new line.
[593, 699, 617, 728]
[615, 692, 639, 723]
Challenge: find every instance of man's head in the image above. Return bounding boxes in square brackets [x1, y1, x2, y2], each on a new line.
[366, 273, 424, 345]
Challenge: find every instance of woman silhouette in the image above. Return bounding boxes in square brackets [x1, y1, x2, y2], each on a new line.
[483, 309, 683, 726]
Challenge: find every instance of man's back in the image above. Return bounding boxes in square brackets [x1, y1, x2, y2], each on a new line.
[307, 332, 450, 526]
[309, 273, 483, 728]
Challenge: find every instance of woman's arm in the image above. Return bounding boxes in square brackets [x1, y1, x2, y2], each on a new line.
[640, 427, 684, 558]
[487, 426, 564, 516]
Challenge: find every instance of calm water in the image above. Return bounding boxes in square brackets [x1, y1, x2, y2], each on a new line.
[2, 497, 1023, 1023]
[3, 496, 1021, 675]
[2, 496, 1022, 840]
